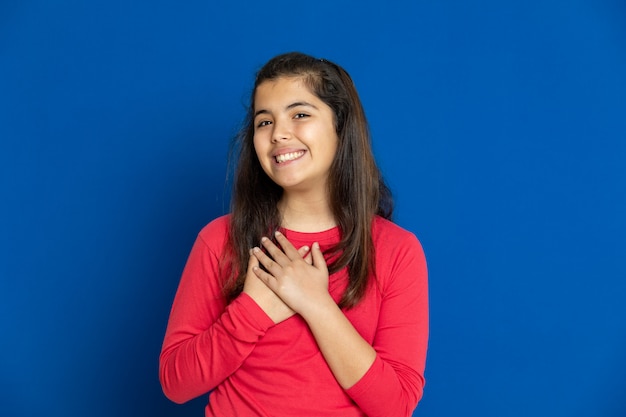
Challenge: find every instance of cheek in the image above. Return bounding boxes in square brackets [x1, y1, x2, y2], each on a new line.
[252, 138, 273, 175]
[327, 133, 339, 159]
[252, 136, 265, 159]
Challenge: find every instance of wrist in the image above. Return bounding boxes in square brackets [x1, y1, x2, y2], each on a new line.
[299, 294, 340, 324]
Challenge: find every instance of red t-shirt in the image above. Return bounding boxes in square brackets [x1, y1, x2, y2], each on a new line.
[160, 215, 428, 417]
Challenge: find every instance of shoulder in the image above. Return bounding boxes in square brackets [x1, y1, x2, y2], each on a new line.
[196, 214, 231, 253]
[371, 216, 427, 282]
[372, 216, 423, 251]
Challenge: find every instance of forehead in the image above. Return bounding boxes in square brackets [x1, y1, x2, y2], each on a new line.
[254, 77, 317, 107]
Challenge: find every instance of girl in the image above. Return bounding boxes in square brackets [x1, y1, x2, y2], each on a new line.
[159, 52, 428, 417]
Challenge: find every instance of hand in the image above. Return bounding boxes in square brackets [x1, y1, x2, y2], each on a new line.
[243, 244, 311, 324]
[252, 231, 331, 318]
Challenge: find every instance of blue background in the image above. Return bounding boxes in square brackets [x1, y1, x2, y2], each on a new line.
[1, 1, 625, 416]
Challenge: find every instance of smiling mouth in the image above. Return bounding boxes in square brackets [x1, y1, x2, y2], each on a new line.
[275, 151, 305, 164]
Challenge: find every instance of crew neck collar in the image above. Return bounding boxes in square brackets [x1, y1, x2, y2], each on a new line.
[279, 225, 341, 244]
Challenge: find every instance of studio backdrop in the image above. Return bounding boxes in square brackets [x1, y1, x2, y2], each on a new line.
[1, 1, 625, 416]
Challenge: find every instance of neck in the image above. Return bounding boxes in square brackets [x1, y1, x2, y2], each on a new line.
[278, 192, 336, 233]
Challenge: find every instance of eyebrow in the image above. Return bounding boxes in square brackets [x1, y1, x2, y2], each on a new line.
[254, 101, 319, 118]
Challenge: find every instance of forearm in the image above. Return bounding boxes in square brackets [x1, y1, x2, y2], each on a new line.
[301, 298, 376, 389]
[252, 234, 377, 388]
[160, 328, 226, 403]
[160, 294, 274, 403]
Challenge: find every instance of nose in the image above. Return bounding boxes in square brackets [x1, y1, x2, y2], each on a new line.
[271, 119, 291, 143]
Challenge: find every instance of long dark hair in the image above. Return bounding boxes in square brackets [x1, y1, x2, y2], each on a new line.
[225, 52, 393, 308]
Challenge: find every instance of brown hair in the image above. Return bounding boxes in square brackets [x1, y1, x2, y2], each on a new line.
[225, 52, 393, 308]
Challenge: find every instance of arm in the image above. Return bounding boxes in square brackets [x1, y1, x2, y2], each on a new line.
[253, 230, 428, 417]
[252, 233, 375, 388]
[159, 231, 275, 404]
[346, 232, 429, 416]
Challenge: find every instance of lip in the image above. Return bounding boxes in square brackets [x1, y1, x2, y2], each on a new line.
[272, 147, 307, 158]
[271, 148, 307, 165]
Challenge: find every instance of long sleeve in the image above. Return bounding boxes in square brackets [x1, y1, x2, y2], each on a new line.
[159, 218, 275, 403]
[346, 223, 429, 417]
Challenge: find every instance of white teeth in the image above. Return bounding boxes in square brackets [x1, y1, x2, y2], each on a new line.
[275, 151, 304, 163]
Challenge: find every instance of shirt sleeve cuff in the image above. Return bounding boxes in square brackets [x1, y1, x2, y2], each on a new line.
[345, 354, 382, 399]
[234, 292, 276, 332]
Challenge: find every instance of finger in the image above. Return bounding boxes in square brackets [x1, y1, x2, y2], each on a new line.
[247, 248, 259, 270]
[260, 236, 291, 265]
[273, 231, 301, 260]
[303, 251, 313, 265]
[311, 242, 328, 273]
[252, 263, 276, 289]
[252, 244, 290, 277]
[243, 250, 262, 292]
[298, 245, 313, 265]
[252, 246, 280, 274]
[297, 245, 310, 258]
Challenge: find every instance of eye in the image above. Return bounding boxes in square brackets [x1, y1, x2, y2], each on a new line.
[256, 120, 272, 128]
[294, 113, 310, 120]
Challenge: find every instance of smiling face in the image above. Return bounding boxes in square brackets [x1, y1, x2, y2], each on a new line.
[253, 77, 339, 198]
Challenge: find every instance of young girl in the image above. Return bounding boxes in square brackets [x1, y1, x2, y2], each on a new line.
[159, 52, 428, 417]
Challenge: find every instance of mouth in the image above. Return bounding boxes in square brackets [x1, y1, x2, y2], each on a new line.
[274, 150, 305, 164]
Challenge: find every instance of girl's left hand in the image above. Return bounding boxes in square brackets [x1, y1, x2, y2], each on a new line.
[251, 231, 331, 317]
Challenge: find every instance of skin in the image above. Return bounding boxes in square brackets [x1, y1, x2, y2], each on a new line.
[252, 77, 338, 201]
[242, 76, 377, 390]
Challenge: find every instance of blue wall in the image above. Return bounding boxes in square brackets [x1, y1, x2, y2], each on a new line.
[1, 1, 625, 416]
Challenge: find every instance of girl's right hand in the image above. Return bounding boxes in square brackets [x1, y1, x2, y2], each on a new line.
[242, 246, 311, 324]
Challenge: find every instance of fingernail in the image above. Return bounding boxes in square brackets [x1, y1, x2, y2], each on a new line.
[261, 237, 268, 242]
[275, 231, 282, 237]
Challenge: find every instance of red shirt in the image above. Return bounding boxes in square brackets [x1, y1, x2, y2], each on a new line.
[160, 215, 428, 417]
